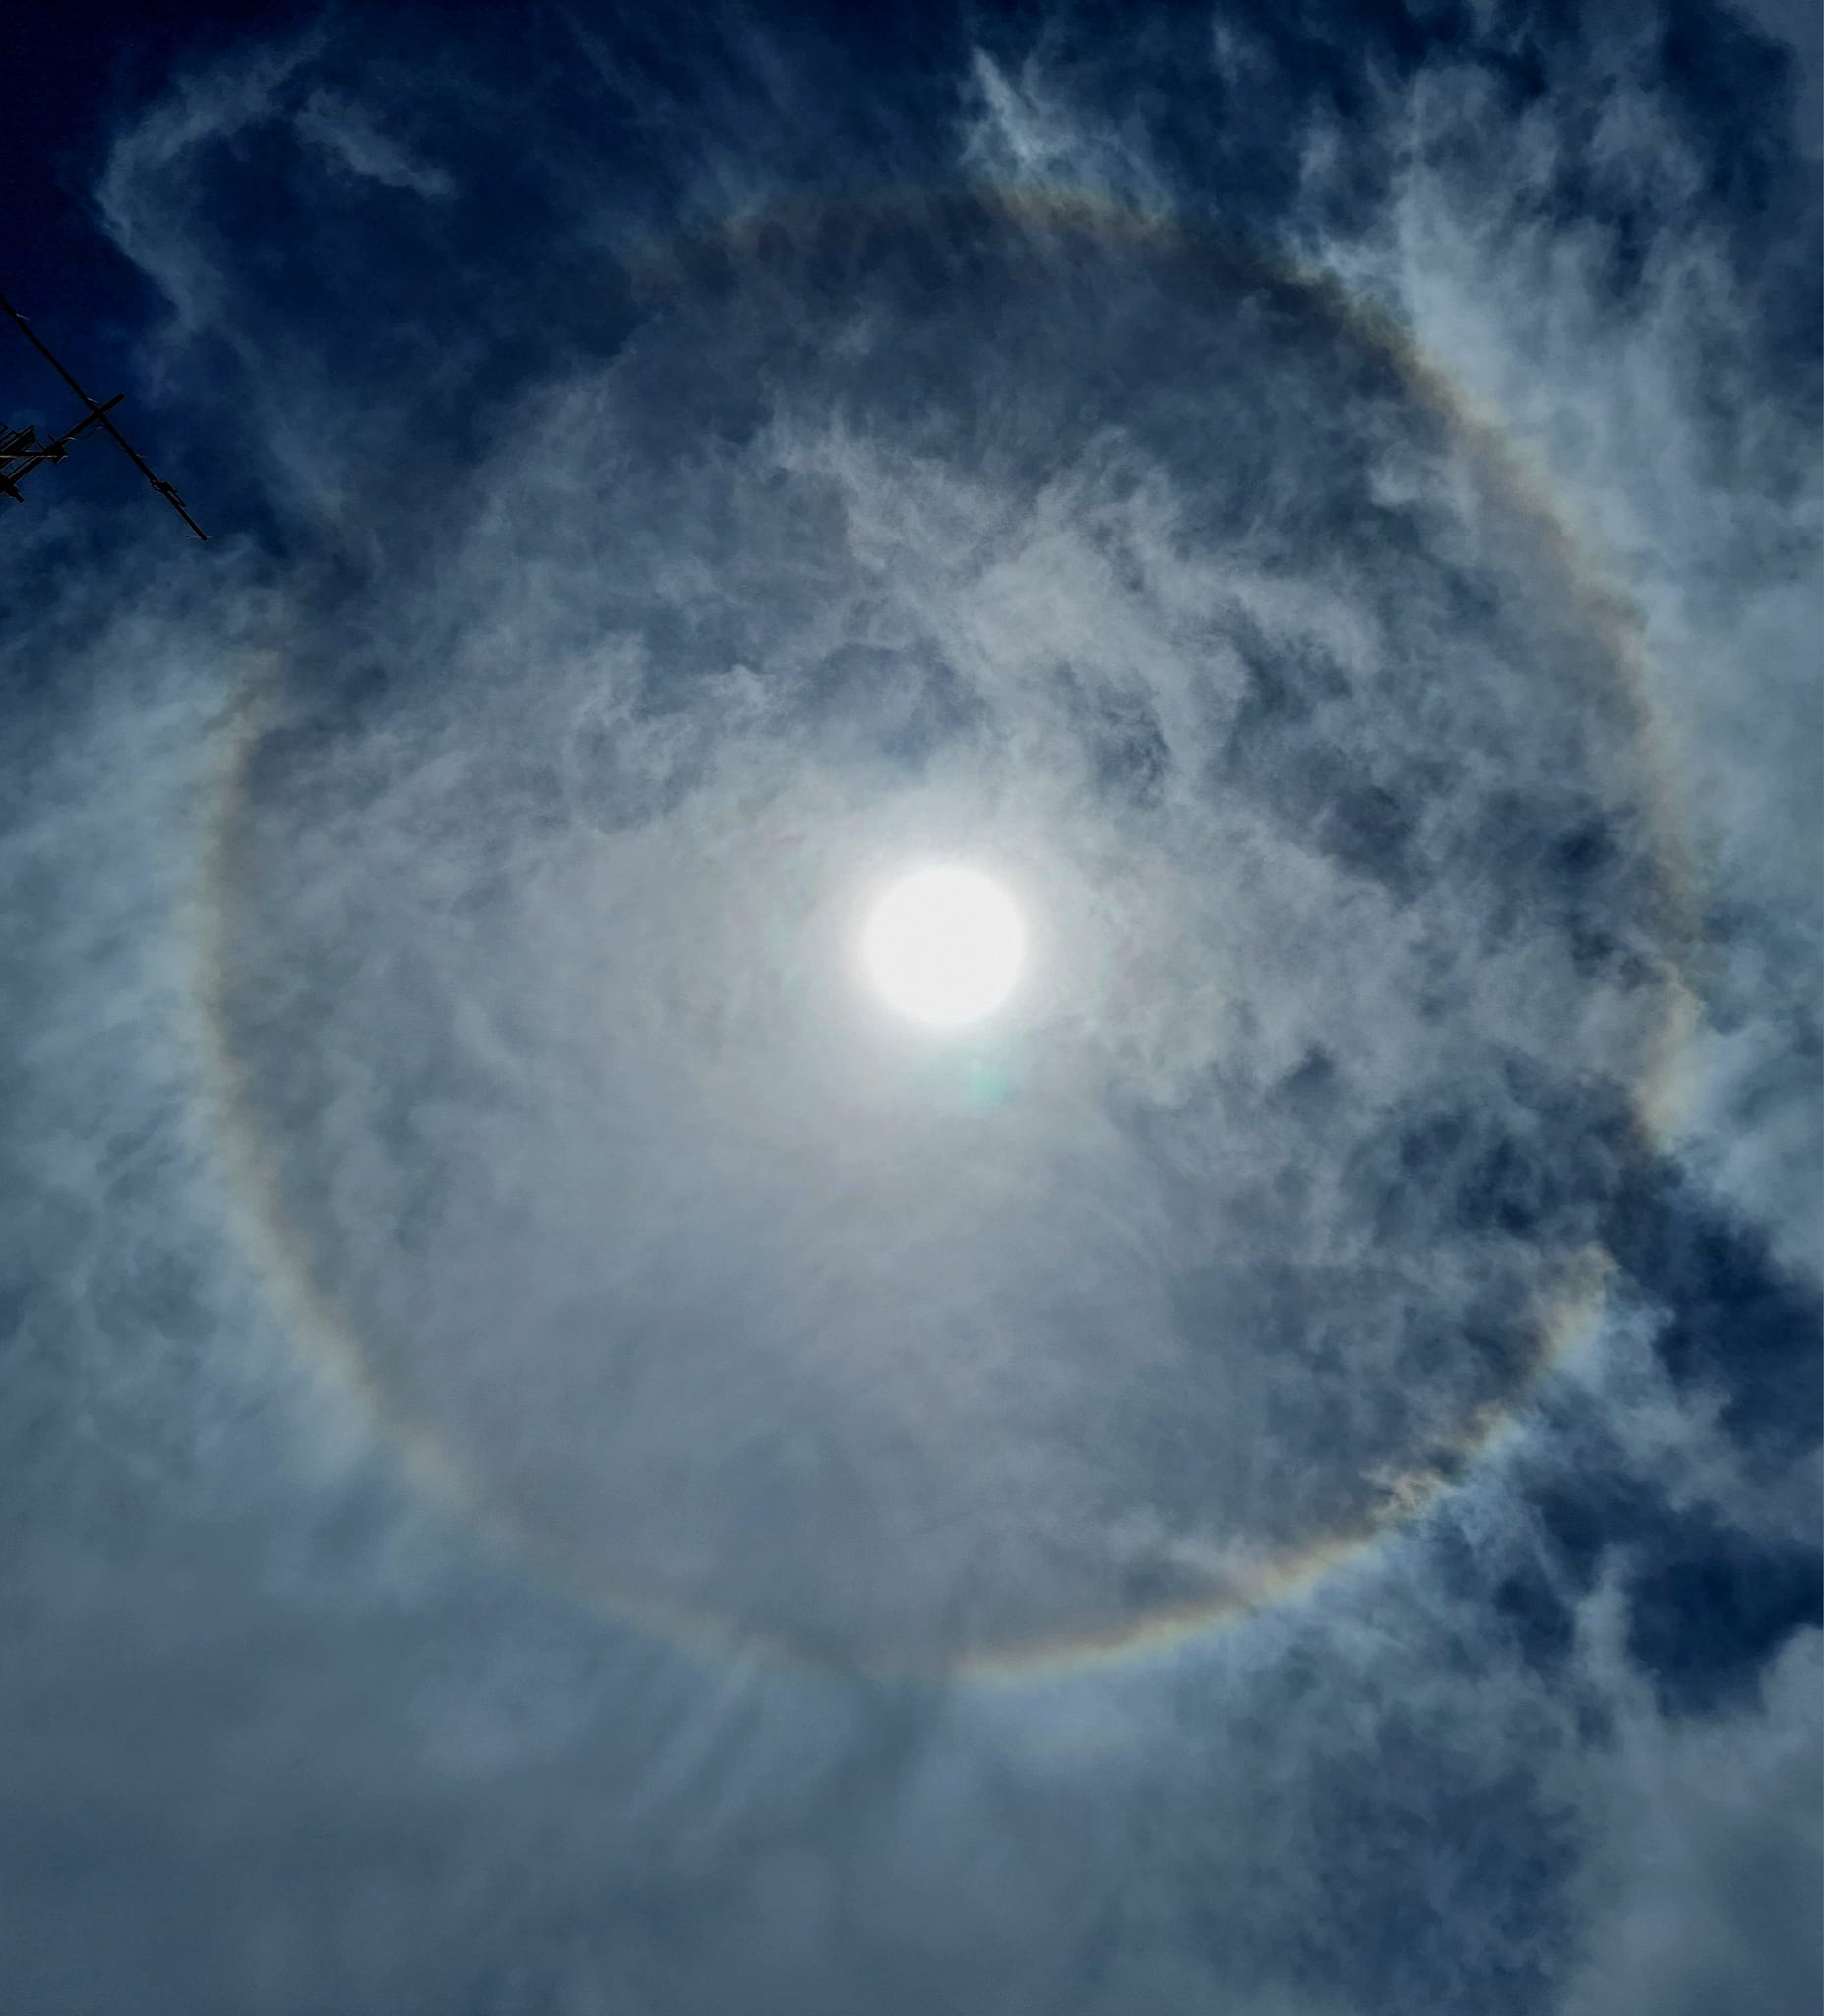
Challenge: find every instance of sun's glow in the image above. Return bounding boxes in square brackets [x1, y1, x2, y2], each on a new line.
[861, 866, 1026, 1027]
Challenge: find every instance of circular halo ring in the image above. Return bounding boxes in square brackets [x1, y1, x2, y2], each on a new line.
[196, 187, 1701, 1681]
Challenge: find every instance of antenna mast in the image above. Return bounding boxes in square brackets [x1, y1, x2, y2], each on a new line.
[1, 287, 208, 540]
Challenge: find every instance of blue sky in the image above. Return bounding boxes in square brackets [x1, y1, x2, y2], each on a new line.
[1, 4, 1818, 2012]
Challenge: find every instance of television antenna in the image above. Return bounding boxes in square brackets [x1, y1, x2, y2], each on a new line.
[1, 287, 208, 540]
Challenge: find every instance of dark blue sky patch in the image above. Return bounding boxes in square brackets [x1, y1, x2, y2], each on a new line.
[1625, 1522, 1823, 1716]
[1611, 1173, 1824, 1456]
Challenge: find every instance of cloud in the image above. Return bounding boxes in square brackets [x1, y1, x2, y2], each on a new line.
[95, 30, 323, 336]
[1, 4, 1815, 2012]
[1562, 1613, 1823, 2016]
[295, 90, 455, 199]
[1316, 37, 1823, 1282]
[960, 49, 1166, 212]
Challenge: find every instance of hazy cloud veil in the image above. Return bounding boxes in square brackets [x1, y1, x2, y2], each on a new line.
[1, 5, 1817, 2013]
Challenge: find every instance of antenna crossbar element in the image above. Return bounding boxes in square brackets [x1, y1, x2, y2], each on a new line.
[0, 286, 208, 540]
[1, 394, 126, 502]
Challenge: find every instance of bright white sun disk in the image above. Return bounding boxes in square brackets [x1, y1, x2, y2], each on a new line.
[861, 866, 1025, 1027]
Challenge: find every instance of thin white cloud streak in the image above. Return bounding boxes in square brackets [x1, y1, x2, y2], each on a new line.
[295, 90, 455, 199]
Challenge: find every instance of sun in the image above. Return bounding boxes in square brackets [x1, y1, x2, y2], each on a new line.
[860, 866, 1026, 1028]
